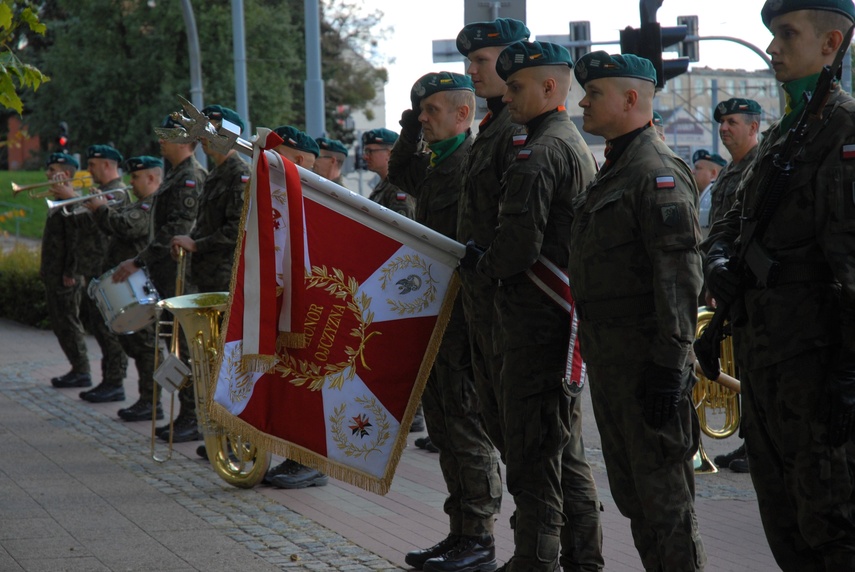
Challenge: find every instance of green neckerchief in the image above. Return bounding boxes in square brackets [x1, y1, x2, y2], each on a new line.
[781, 72, 820, 132]
[429, 132, 466, 167]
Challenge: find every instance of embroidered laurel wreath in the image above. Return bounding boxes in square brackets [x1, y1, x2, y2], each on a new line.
[329, 395, 391, 459]
[275, 265, 377, 391]
[379, 254, 437, 315]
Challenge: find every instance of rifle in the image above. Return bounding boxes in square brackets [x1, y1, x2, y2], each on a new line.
[694, 24, 855, 381]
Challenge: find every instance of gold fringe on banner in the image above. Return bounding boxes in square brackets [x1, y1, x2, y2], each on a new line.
[207, 272, 461, 496]
[277, 331, 308, 350]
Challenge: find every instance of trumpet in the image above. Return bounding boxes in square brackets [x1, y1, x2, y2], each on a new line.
[46, 187, 130, 216]
[12, 173, 94, 198]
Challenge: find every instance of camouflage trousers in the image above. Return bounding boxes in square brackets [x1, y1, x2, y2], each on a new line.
[741, 348, 855, 571]
[587, 361, 706, 571]
[117, 322, 160, 403]
[80, 277, 128, 386]
[499, 343, 603, 572]
[422, 298, 501, 537]
[44, 277, 89, 374]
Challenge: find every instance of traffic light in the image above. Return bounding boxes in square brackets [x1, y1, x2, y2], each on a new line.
[619, 13, 690, 88]
[568, 21, 591, 64]
[677, 15, 699, 62]
[57, 121, 69, 152]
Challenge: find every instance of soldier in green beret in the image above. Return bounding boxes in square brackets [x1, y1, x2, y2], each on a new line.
[461, 40, 604, 571]
[571, 50, 706, 570]
[389, 72, 502, 572]
[272, 125, 319, 169]
[74, 144, 129, 403]
[84, 156, 164, 421]
[171, 105, 250, 294]
[42, 153, 93, 390]
[705, 2, 855, 567]
[708, 98, 761, 227]
[692, 149, 727, 197]
[313, 136, 348, 187]
[361, 128, 415, 217]
[114, 115, 208, 442]
[454, 16, 529, 491]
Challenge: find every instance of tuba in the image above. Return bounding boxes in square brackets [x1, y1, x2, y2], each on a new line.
[159, 292, 271, 488]
[692, 307, 741, 473]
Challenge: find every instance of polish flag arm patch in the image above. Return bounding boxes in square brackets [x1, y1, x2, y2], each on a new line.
[655, 176, 676, 189]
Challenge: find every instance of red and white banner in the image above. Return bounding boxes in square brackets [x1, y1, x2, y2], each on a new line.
[210, 130, 463, 494]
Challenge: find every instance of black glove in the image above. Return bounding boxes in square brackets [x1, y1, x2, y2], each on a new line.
[399, 109, 421, 140]
[704, 255, 741, 306]
[821, 354, 855, 447]
[459, 240, 485, 270]
[641, 362, 683, 429]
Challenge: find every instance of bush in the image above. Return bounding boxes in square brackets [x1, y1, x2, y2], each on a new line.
[0, 245, 49, 328]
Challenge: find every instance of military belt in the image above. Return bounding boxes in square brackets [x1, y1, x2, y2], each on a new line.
[575, 294, 654, 321]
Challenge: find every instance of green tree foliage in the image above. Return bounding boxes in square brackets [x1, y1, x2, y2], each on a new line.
[0, 0, 49, 114]
[23, 0, 387, 159]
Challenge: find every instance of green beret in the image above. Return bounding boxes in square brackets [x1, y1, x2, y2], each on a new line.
[456, 18, 530, 57]
[713, 98, 762, 122]
[762, 0, 855, 29]
[411, 72, 474, 109]
[496, 41, 574, 81]
[574, 51, 657, 87]
[201, 104, 245, 132]
[46, 152, 79, 169]
[316, 137, 348, 157]
[652, 111, 663, 126]
[125, 155, 163, 172]
[87, 144, 124, 164]
[272, 125, 320, 157]
[362, 128, 398, 146]
[692, 149, 727, 167]
[161, 115, 182, 129]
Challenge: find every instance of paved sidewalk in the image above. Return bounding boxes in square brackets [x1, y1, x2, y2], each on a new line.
[0, 317, 778, 571]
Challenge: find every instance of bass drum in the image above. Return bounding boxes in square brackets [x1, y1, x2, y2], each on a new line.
[89, 266, 160, 334]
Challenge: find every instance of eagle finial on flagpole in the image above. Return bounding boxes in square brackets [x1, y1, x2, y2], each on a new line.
[154, 95, 253, 156]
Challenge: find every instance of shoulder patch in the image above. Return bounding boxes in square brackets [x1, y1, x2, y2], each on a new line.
[240, 175, 250, 183]
[185, 179, 197, 188]
[183, 196, 197, 209]
[140, 203, 151, 211]
[655, 176, 675, 189]
[842, 144, 855, 160]
[516, 148, 533, 160]
[512, 134, 527, 146]
[660, 204, 679, 227]
[395, 192, 408, 201]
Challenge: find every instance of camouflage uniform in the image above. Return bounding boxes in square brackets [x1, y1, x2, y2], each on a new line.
[705, 87, 855, 571]
[708, 145, 758, 225]
[388, 131, 501, 539]
[76, 178, 128, 386]
[92, 192, 158, 403]
[368, 177, 415, 218]
[41, 204, 88, 374]
[475, 109, 603, 571]
[136, 155, 206, 413]
[189, 153, 249, 293]
[457, 105, 526, 456]
[569, 126, 706, 571]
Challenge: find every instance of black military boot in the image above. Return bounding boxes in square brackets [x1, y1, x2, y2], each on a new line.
[118, 399, 164, 422]
[713, 443, 745, 467]
[405, 534, 461, 569]
[423, 535, 497, 572]
[51, 371, 92, 388]
[157, 412, 202, 442]
[80, 382, 125, 403]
